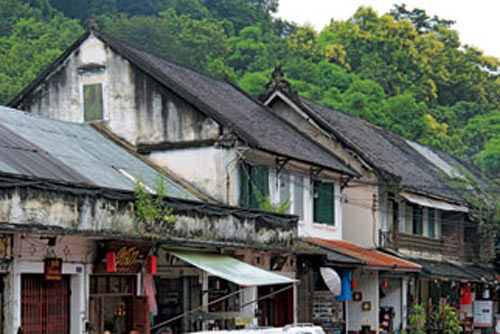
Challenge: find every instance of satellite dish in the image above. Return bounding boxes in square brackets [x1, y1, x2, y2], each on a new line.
[320, 267, 342, 296]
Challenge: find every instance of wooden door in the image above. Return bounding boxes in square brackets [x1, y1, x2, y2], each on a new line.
[21, 274, 70, 334]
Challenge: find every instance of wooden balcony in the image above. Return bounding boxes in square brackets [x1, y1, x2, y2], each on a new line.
[395, 233, 444, 254]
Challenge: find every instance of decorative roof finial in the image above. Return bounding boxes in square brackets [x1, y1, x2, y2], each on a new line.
[87, 16, 99, 31]
[259, 64, 297, 101]
[271, 64, 284, 83]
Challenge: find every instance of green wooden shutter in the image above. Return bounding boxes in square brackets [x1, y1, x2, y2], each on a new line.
[428, 209, 436, 238]
[250, 165, 269, 209]
[239, 163, 251, 207]
[84, 84, 103, 121]
[413, 206, 423, 235]
[313, 181, 334, 225]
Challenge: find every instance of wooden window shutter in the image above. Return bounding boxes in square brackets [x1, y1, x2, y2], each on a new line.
[250, 165, 269, 209]
[84, 84, 103, 121]
[239, 163, 251, 207]
[413, 206, 423, 235]
[239, 163, 269, 209]
[428, 209, 436, 238]
[313, 181, 334, 225]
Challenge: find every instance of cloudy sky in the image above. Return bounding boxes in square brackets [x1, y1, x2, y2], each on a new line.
[276, 0, 500, 58]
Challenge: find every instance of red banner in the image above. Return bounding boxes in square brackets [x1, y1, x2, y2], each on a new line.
[44, 258, 62, 281]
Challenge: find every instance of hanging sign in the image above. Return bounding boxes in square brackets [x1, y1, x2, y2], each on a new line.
[95, 242, 150, 274]
[44, 258, 63, 281]
[474, 300, 493, 327]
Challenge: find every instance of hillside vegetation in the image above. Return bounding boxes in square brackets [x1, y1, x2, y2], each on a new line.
[4, 0, 500, 175]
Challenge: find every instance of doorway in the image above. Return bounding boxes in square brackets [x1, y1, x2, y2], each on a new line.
[21, 274, 70, 334]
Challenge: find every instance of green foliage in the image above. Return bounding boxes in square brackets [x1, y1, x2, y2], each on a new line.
[408, 304, 426, 334]
[429, 305, 461, 334]
[253, 186, 291, 214]
[0, 7, 82, 103]
[4, 1, 500, 176]
[134, 176, 178, 237]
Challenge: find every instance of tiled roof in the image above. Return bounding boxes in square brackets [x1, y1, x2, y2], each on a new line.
[304, 238, 421, 271]
[409, 258, 478, 281]
[0, 107, 198, 199]
[294, 97, 481, 203]
[91, 30, 356, 176]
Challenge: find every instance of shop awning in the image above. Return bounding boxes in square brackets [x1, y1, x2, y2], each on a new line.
[412, 259, 497, 282]
[401, 192, 469, 213]
[303, 238, 421, 272]
[411, 258, 476, 281]
[170, 251, 297, 286]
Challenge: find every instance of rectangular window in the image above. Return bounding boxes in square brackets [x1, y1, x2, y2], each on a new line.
[313, 180, 334, 225]
[413, 206, 423, 235]
[279, 172, 291, 214]
[293, 176, 304, 220]
[405, 205, 413, 234]
[388, 199, 399, 231]
[428, 209, 436, 238]
[239, 163, 269, 209]
[84, 83, 103, 121]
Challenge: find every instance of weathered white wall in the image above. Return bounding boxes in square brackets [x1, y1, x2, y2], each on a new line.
[342, 182, 380, 248]
[148, 146, 240, 205]
[348, 269, 379, 333]
[0, 187, 296, 245]
[9, 235, 91, 334]
[266, 95, 382, 247]
[296, 178, 343, 241]
[379, 277, 403, 330]
[21, 34, 221, 146]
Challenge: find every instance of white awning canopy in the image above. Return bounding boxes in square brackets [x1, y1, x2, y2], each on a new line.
[401, 192, 469, 213]
[171, 251, 297, 286]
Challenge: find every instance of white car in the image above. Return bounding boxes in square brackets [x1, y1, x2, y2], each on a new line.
[189, 323, 325, 334]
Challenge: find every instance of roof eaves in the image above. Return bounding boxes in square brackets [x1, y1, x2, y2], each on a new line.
[269, 90, 396, 182]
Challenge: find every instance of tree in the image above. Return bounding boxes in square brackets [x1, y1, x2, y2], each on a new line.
[0, 12, 82, 103]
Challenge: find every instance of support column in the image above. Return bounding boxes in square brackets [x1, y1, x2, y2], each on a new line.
[201, 271, 209, 330]
[241, 286, 258, 326]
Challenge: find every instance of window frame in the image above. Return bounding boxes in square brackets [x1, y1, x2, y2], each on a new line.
[83, 83, 104, 121]
[313, 180, 335, 226]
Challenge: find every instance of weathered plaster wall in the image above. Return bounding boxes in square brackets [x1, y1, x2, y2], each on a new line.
[0, 187, 295, 245]
[21, 34, 221, 146]
[343, 183, 379, 248]
[348, 269, 379, 332]
[268, 97, 381, 247]
[148, 146, 240, 205]
[379, 277, 403, 330]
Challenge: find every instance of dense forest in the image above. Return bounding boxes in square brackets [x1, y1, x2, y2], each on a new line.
[2, 0, 500, 175]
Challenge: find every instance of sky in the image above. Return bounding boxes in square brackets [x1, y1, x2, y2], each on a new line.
[276, 0, 500, 58]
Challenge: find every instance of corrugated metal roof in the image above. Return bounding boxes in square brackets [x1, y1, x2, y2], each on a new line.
[304, 238, 421, 271]
[0, 107, 197, 200]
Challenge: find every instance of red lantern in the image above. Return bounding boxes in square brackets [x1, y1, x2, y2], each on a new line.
[146, 255, 157, 274]
[351, 279, 357, 290]
[106, 251, 117, 272]
[381, 279, 388, 288]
